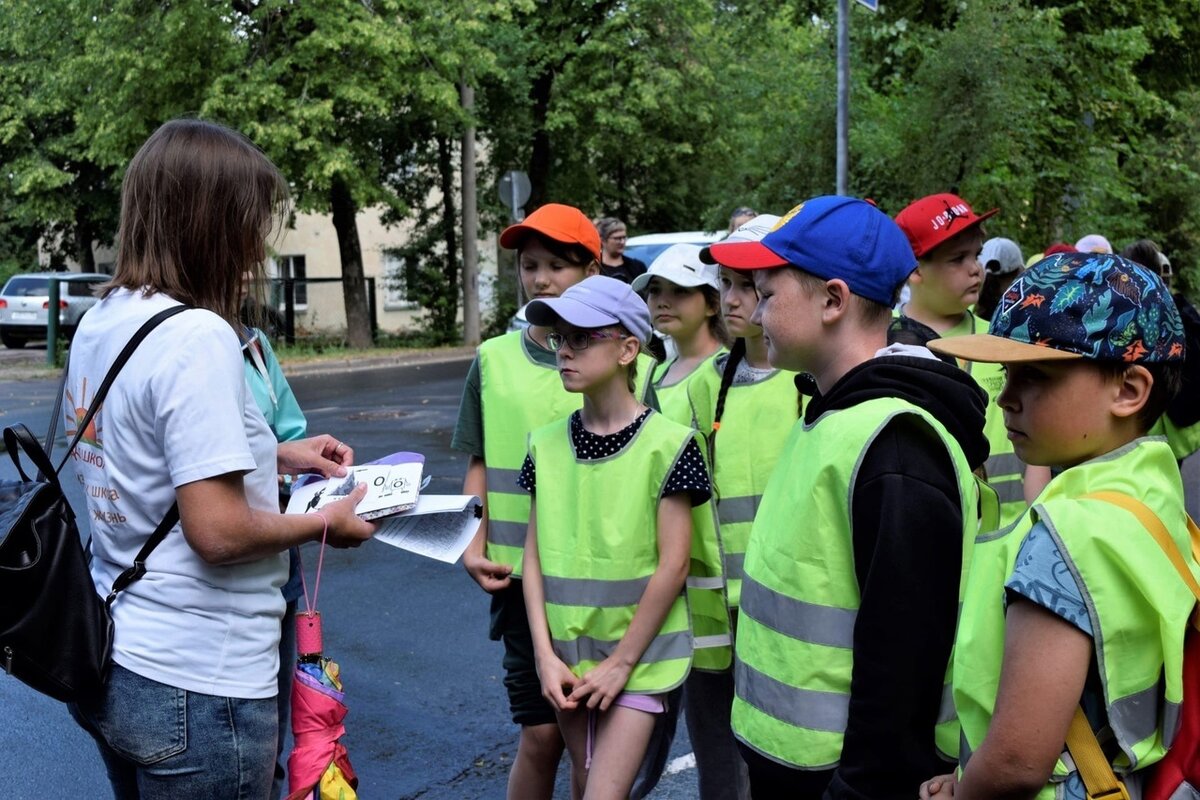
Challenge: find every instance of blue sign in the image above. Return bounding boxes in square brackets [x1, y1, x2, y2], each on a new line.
[855, 0, 879, 10]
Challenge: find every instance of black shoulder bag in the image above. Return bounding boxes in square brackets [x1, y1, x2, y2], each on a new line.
[0, 305, 189, 703]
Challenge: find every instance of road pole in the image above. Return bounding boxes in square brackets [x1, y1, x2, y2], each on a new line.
[46, 278, 60, 366]
[836, 0, 850, 196]
[461, 82, 481, 346]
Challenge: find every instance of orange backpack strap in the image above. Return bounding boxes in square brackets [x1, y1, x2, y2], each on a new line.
[1085, 491, 1200, 628]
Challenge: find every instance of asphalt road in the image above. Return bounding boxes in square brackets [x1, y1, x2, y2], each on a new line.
[0, 356, 698, 798]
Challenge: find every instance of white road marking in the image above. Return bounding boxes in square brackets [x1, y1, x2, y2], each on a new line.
[664, 752, 696, 775]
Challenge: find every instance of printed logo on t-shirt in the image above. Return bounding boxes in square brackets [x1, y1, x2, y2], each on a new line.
[65, 377, 103, 449]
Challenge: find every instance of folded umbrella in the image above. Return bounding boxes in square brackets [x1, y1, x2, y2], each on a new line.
[286, 519, 358, 800]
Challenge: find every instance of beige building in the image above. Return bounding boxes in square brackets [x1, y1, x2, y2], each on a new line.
[269, 208, 498, 337]
[67, 208, 498, 338]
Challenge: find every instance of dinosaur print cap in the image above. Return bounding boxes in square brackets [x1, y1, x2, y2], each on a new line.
[929, 252, 1185, 363]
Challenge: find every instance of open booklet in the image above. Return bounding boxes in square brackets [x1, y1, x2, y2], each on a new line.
[286, 452, 425, 520]
[285, 451, 483, 564]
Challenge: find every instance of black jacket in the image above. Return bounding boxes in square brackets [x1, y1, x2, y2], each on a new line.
[782, 353, 989, 800]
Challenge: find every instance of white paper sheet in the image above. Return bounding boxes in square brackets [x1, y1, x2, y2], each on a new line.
[370, 494, 483, 564]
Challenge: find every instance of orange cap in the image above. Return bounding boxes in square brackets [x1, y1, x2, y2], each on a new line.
[499, 203, 601, 262]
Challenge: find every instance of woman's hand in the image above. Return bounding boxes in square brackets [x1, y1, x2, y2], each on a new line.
[312, 483, 376, 548]
[570, 655, 633, 711]
[536, 654, 580, 713]
[278, 435, 355, 478]
[920, 773, 958, 799]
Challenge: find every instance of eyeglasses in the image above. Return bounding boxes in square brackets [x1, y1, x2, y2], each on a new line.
[545, 331, 626, 351]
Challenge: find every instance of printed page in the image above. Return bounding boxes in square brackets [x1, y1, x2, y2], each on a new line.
[371, 495, 483, 564]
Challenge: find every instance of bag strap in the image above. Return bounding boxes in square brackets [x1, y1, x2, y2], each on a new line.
[51, 304, 192, 477]
[40, 303, 191, 605]
[1085, 491, 1200, 617]
[1065, 706, 1130, 800]
[1060, 491, 1200, 800]
[43, 347, 70, 453]
[105, 501, 180, 608]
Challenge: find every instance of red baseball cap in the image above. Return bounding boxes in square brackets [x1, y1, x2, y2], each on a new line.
[894, 193, 999, 258]
[499, 203, 602, 262]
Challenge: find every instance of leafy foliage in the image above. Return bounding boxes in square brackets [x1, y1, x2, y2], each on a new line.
[0, 0, 1198, 333]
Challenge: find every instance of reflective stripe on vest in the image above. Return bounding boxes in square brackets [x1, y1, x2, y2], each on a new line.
[554, 629, 694, 667]
[954, 439, 1196, 795]
[530, 410, 694, 693]
[732, 398, 977, 768]
[479, 332, 654, 575]
[685, 471, 731, 672]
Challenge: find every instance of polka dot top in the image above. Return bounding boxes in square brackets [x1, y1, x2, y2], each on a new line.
[518, 409, 712, 506]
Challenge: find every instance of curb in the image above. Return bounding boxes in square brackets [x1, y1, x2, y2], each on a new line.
[0, 347, 478, 384]
[279, 346, 476, 377]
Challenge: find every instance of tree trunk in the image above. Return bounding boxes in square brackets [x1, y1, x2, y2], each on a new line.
[437, 134, 460, 340]
[72, 219, 96, 272]
[330, 177, 373, 348]
[527, 67, 554, 212]
[460, 82, 481, 346]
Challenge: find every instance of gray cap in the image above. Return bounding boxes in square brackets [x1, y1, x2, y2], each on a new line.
[524, 275, 652, 344]
[980, 237, 1024, 275]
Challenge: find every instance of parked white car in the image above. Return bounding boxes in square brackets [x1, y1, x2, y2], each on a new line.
[624, 230, 724, 269]
[0, 272, 108, 349]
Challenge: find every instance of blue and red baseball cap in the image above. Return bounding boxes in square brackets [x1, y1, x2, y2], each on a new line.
[929, 252, 1185, 363]
[706, 196, 917, 306]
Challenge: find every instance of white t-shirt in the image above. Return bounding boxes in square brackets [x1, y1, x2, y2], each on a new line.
[67, 288, 285, 699]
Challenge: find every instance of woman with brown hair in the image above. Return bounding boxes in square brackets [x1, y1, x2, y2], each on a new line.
[595, 216, 648, 284]
[66, 118, 375, 798]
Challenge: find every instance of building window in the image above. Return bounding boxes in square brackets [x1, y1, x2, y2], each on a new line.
[278, 255, 307, 311]
[383, 251, 420, 310]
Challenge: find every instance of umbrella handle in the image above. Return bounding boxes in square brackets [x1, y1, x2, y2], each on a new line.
[300, 511, 330, 615]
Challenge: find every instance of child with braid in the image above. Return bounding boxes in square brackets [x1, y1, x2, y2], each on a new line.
[682, 214, 803, 800]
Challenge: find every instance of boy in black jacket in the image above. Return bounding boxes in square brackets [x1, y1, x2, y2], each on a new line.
[707, 196, 989, 800]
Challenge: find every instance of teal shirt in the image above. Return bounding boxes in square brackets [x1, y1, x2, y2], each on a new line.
[243, 328, 307, 443]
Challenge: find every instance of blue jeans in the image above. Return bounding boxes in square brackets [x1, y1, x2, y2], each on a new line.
[70, 663, 277, 800]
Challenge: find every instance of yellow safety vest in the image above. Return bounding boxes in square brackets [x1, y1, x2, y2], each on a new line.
[478, 330, 654, 575]
[652, 350, 725, 429]
[732, 398, 978, 767]
[955, 438, 1197, 796]
[528, 410, 697, 693]
[686, 356, 801, 607]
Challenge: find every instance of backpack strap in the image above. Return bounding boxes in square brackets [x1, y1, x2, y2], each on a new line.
[1065, 706, 1130, 800]
[45, 303, 192, 603]
[1060, 491, 1200, 800]
[51, 304, 192, 477]
[1086, 491, 1200, 620]
[105, 501, 180, 608]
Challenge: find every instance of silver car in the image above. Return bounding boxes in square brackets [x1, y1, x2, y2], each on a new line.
[0, 272, 108, 349]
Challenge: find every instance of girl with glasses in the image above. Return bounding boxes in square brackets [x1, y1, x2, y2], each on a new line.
[519, 276, 720, 800]
[452, 205, 659, 800]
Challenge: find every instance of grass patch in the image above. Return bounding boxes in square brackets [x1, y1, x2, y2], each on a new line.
[272, 330, 468, 365]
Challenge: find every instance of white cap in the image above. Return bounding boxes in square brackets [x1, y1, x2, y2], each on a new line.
[631, 244, 721, 292]
[700, 214, 782, 264]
